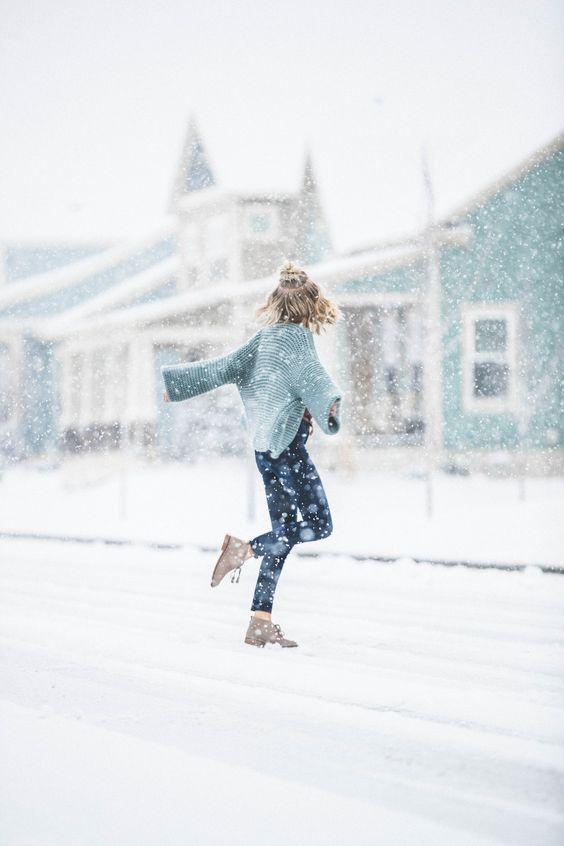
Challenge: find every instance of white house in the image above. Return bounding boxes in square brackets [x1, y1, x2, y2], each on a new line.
[2, 121, 560, 475]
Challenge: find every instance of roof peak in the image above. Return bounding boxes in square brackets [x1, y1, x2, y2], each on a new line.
[442, 130, 564, 224]
[169, 115, 216, 212]
[301, 149, 318, 194]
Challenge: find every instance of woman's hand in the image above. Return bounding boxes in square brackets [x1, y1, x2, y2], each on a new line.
[327, 400, 339, 432]
[163, 391, 170, 403]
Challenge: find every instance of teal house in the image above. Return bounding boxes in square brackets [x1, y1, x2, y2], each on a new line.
[329, 133, 563, 473]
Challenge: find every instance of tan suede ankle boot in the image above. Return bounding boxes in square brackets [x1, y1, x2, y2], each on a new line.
[244, 617, 298, 648]
[210, 534, 256, 588]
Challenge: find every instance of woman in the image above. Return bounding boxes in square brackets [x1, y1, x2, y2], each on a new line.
[161, 260, 342, 648]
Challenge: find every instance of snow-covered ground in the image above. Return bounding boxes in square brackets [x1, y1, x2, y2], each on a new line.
[1, 457, 564, 567]
[1, 536, 563, 845]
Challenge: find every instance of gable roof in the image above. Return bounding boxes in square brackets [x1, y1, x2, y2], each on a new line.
[0, 224, 177, 324]
[2, 241, 109, 283]
[442, 131, 564, 225]
[44, 254, 180, 334]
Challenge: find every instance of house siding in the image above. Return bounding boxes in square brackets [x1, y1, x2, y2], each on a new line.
[440, 145, 564, 452]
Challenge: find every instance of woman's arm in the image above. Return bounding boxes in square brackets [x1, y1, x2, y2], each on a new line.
[294, 355, 342, 435]
[161, 347, 242, 403]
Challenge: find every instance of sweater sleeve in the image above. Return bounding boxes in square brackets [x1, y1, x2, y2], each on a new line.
[161, 346, 242, 402]
[294, 354, 342, 436]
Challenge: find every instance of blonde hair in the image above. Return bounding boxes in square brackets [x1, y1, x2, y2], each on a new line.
[255, 260, 341, 335]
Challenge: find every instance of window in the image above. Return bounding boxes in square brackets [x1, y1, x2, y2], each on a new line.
[91, 348, 107, 420]
[244, 204, 279, 241]
[462, 304, 518, 413]
[0, 343, 13, 423]
[109, 344, 129, 421]
[70, 351, 84, 423]
[208, 257, 229, 281]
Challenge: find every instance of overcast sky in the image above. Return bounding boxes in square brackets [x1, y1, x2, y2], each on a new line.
[1, 0, 562, 253]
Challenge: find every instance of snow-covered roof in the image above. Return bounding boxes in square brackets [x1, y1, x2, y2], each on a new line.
[309, 226, 471, 288]
[1, 240, 110, 283]
[343, 233, 422, 258]
[46, 225, 470, 339]
[0, 223, 177, 323]
[175, 185, 298, 217]
[441, 131, 564, 225]
[48, 274, 275, 338]
[44, 255, 181, 333]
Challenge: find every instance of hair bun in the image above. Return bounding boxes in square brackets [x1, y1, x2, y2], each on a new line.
[279, 260, 308, 287]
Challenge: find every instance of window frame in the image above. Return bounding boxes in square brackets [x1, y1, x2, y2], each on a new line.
[461, 302, 519, 414]
[70, 350, 85, 424]
[207, 256, 229, 282]
[243, 204, 280, 241]
[0, 342, 14, 423]
[91, 346, 108, 422]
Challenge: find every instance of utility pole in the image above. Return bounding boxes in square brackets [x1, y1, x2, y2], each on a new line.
[118, 421, 129, 520]
[517, 274, 533, 503]
[421, 149, 444, 518]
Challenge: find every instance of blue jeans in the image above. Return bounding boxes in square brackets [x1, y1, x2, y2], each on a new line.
[249, 418, 333, 613]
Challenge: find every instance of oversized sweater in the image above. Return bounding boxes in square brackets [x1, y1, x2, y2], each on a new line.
[161, 322, 342, 458]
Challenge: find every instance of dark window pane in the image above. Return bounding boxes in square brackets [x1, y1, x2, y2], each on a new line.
[249, 213, 271, 234]
[0, 343, 11, 422]
[411, 362, 423, 393]
[474, 319, 507, 352]
[473, 362, 509, 397]
[385, 366, 398, 395]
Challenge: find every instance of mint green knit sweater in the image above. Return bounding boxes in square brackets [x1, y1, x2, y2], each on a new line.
[161, 322, 342, 458]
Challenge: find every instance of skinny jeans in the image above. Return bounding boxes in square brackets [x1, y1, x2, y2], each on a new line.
[249, 417, 333, 612]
